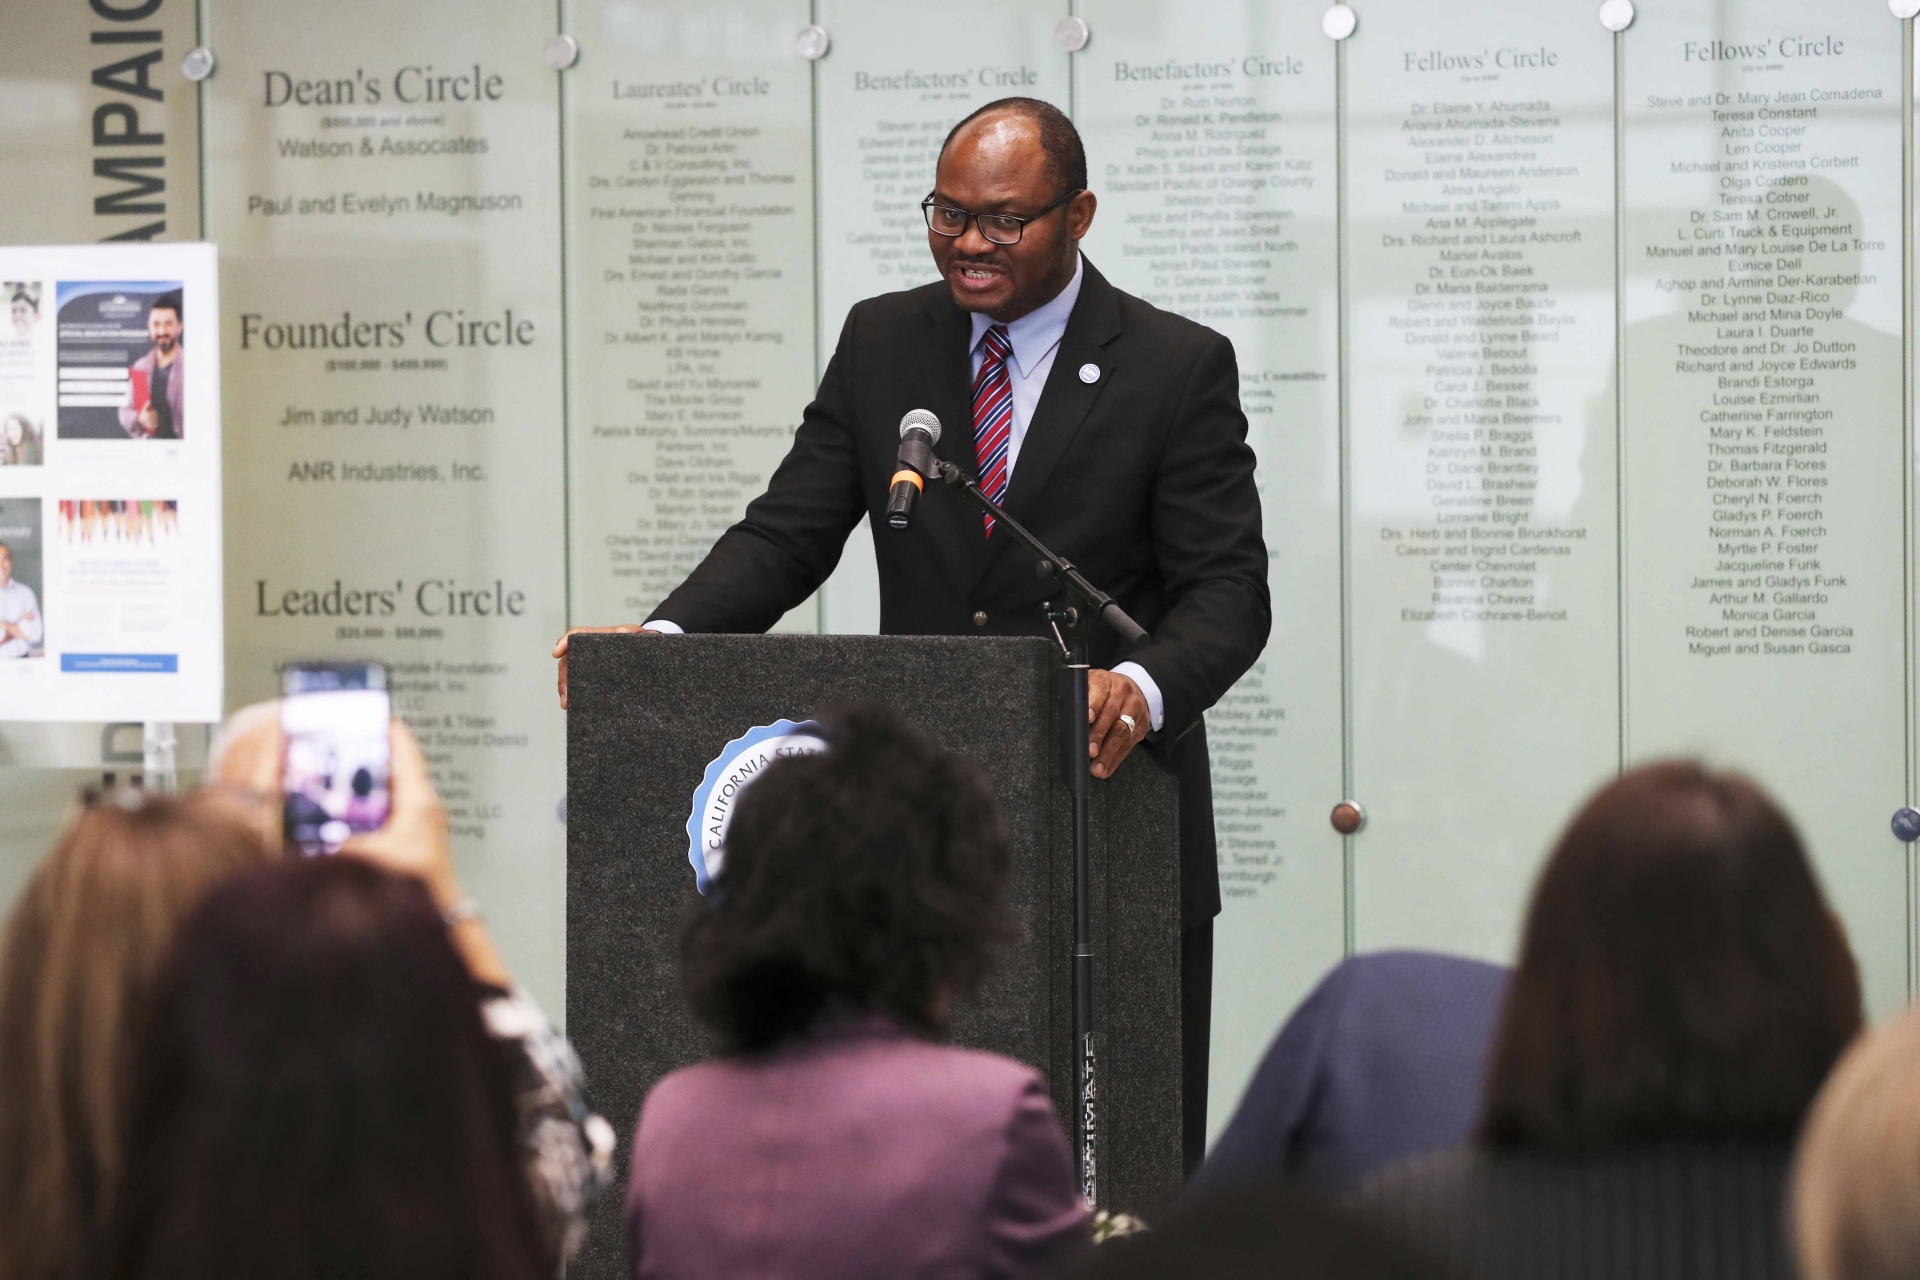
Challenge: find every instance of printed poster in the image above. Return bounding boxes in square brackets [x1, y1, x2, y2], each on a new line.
[0, 243, 222, 721]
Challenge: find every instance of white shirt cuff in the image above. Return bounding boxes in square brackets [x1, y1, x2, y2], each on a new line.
[1110, 661, 1165, 733]
[641, 619, 683, 634]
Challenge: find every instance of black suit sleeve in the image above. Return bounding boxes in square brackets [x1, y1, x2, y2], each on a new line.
[649, 311, 867, 633]
[1127, 333, 1271, 739]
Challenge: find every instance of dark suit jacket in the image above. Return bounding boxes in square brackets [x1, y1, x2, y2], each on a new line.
[654, 259, 1270, 924]
[1354, 1142, 1793, 1280]
[1191, 951, 1510, 1194]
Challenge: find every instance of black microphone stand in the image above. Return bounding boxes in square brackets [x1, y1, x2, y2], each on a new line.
[924, 458, 1147, 1210]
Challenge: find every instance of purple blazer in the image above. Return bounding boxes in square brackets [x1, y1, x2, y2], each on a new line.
[625, 1017, 1090, 1280]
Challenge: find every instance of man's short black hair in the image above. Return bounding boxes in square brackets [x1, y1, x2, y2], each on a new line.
[150, 292, 182, 321]
[939, 97, 1088, 197]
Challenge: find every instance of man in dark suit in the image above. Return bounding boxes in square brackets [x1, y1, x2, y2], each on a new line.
[555, 97, 1269, 1172]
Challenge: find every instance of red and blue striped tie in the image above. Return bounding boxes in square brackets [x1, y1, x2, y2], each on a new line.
[972, 324, 1014, 537]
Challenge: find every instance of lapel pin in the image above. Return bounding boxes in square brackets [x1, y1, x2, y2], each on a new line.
[1079, 363, 1100, 384]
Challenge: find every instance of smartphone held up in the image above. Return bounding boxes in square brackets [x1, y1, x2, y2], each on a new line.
[281, 660, 392, 855]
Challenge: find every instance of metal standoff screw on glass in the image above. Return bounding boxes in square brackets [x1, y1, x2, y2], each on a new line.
[544, 35, 580, 70]
[795, 25, 831, 60]
[1321, 4, 1357, 40]
[1598, 0, 1635, 32]
[1893, 807, 1920, 843]
[180, 47, 216, 81]
[1055, 17, 1091, 53]
[1330, 801, 1366, 835]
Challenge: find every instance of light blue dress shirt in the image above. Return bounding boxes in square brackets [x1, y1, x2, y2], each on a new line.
[965, 256, 1163, 733]
[653, 253, 1165, 734]
[965, 253, 1084, 479]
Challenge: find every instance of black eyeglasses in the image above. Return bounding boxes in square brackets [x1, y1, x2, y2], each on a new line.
[921, 189, 1083, 245]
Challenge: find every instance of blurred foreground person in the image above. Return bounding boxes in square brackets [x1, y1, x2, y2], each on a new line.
[1792, 1006, 1920, 1280]
[0, 794, 266, 1280]
[201, 708, 612, 1263]
[626, 706, 1090, 1279]
[104, 856, 549, 1280]
[1194, 950, 1508, 1195]
[1077, 1184, 1432, 1280]
[1358, 761, 1862, 1280]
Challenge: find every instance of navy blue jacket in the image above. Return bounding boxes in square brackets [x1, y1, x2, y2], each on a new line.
[1193, 951, 1510, 1195]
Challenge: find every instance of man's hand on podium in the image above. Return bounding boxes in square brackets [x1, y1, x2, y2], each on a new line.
[1088, 669, 1150, 780]
[552, 625, 656, 709]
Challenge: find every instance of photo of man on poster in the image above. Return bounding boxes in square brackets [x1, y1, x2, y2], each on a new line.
[0, 529, 45, 660]
[118, 292, 183, 440]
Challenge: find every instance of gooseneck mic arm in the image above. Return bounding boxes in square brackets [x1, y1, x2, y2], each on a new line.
[923, 456, 1146, 1211]
[928, 458, 1148, 643]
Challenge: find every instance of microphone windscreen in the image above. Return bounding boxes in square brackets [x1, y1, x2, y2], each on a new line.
[898, 408, 942, 443]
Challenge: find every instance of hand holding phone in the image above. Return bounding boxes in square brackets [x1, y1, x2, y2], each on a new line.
[281, 661, 392, 855]
[214, 695, 511, 987]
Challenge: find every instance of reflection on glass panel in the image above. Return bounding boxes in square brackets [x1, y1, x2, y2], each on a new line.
[1623, 0, 1905, 1011]
[811, 0, 1070, 633]
[206, 2, 570, 1013]
[0, 7, 205, 924]
[1346, 4, 1620, 960]
[1077, 0, 1342, 1141]
[563, 0, 819, 632]
[0, 3, 201, 245]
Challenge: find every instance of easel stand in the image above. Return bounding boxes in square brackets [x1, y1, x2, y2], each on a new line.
[142, 720, 177, 792]
[924, 459, 1148, 1209]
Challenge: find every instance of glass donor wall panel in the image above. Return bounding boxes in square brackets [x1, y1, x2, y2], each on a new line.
[1346, 1, 1620, 958]
[206, 0, 570, 1013]
[1624, 0, 1907, 1011]
[1077, 0, 1343, 1142]
[13, 0, 1920, 1143]
[562, 0, 820, 632]
[0, 0, 201, 245]
[812, 0, 1071, 633]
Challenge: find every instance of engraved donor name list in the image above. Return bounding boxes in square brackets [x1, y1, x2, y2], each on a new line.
[567, 32, 815, 623]
[1628, 27, 1898, 662]
[1350, 33, 1616, 634]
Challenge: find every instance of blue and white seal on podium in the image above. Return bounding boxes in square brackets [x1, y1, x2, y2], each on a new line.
[686, 719, 826, 894]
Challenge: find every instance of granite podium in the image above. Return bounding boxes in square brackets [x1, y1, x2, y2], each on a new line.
[566, 632, 1184, 1273]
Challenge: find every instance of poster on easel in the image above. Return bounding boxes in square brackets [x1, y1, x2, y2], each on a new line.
[0, 242, 222, 722]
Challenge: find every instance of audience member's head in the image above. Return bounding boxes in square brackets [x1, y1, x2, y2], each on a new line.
[683, 704, 1014, 1052]
[1075, 1184, 1432, 1279]
[0, 793, 266, 1280]
[1792, 1008, 1920, 1280]
[1480, 760, 1860, 1152]
[105, 857, 548, 1280]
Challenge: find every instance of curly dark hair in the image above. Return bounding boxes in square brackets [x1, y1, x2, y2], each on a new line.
[682, 705, 1015, 1053]
[1480, 760, 1862, 1152]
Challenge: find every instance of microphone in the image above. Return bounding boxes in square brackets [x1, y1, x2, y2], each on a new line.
[886, 409, 942, 530]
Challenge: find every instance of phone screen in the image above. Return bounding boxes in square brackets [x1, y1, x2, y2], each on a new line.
[281, 661, 391, 855]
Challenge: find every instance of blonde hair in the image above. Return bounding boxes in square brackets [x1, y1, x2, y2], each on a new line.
[1792, 1008, 1920, 1280]
[0, 793, 267, 1280]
